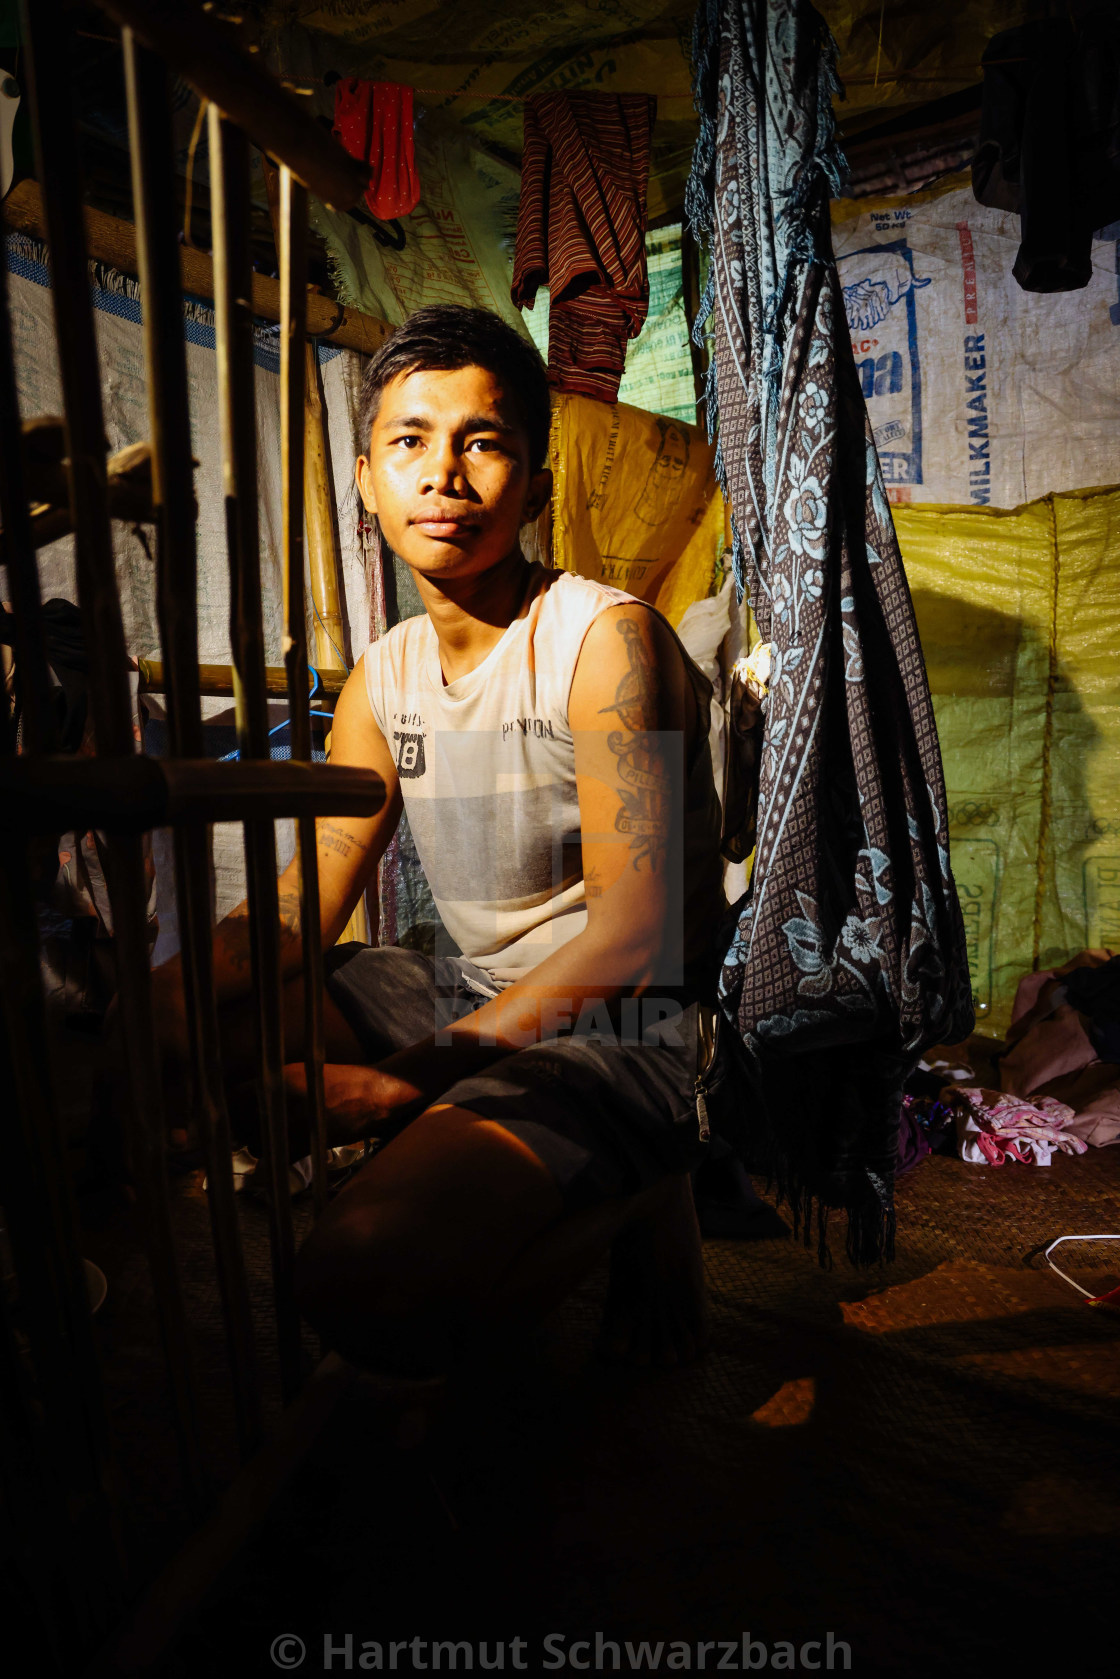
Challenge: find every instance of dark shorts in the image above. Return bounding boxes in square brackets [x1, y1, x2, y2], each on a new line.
[323, 944, 733, 1212]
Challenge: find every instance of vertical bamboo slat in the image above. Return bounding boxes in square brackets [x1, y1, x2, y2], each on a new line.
[0, 830, 127, 1653]
[20, 0, 207, 1511]
[278, 169, 331, 1220]
[122, 30, 263, 1457]
[0, 44, 125, 1665]
[208, 108, 303, 1400]
[304, 343, 350, 675]
[0, 270, 52, 755]
[0, 255, 126, 1622]
[305, 342, 370, 946]
[2, 207, 124, 1646]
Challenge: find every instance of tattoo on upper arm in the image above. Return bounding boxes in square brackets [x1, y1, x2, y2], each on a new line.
[597, 617, 671, 872]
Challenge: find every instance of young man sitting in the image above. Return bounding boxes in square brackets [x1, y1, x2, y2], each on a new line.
[154, 305, 731, 1373]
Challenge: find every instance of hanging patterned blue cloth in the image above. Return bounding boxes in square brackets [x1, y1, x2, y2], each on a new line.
[687, 0, 974, 1264]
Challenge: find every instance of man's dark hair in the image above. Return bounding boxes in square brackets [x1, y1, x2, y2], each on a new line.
[358, 305, 552, 471]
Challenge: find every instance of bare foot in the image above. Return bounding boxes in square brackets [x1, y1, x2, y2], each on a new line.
[596, 1172, 708, 1367]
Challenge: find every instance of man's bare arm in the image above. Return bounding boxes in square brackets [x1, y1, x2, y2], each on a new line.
[153, 662, 402, 1027]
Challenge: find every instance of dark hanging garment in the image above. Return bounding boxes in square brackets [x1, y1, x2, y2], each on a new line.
[973, 14, 1120, 293]
[1, 596, 88, 752]
[511, 92, 655, 404]
[686, 0, 974, 1266]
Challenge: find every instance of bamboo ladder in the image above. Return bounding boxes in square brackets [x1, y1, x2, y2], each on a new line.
[0, 0, 384, 1667]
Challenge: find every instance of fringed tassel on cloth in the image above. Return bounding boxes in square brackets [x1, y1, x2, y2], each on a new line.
[687, 0, 974, 1266]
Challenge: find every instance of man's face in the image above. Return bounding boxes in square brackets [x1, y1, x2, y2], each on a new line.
[355, 364, 551, 584]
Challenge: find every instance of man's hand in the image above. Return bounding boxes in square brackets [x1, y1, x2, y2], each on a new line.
[283, 1061, 429, 1145]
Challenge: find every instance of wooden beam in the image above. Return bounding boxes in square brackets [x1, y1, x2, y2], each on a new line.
[2, 179, 392, 359]
[96, 0, 367, 212]
[0, 755, 385, 833]
[1, 430, 198, 564]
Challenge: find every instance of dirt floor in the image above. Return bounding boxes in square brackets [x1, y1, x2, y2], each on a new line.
[70, 1076, 1120, 1679]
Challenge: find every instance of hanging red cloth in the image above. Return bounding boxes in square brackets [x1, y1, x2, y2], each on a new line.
[332, 79, 420, 221]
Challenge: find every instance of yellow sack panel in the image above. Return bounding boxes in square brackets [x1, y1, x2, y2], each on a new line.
[547, 392, 725, 627]
[897, 485, 1120, 1037]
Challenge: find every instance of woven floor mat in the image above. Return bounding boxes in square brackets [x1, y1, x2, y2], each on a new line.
[73, 1116, 1120, 1678]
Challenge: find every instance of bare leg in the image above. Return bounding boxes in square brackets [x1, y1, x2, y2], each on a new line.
[295, 1103, 707, 1374]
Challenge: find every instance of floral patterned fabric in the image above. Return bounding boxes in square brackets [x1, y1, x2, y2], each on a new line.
[687, 0, 974, 1264]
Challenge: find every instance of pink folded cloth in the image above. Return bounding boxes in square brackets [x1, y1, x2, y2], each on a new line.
[947, 1085, 1088, 1166]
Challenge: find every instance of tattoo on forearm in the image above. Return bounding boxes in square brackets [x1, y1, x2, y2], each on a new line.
[277, 885, 302, 942]
[598, 618, 671, 873]
[214, 906, 252, 971]
[585, 864, 604, 899]
[319, 820, 366, 864]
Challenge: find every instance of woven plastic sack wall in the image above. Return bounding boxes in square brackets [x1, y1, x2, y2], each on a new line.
[898, 485, 1120, 1036]
[832, 176, 1120, 508]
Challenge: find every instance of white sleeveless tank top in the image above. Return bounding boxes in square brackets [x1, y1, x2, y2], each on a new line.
[362, 562, 725, 986]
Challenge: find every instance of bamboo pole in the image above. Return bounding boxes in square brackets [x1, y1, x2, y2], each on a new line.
[304, 342, 350, 675]
[22, 0, 208, 1515]
[0, 251, 123, 1640]
[0, 297, 53, 754]
[257, 147, 352, 684]
[0, 827, 127, 1654]
[135, 658, 347, 701]
[123, 30, 263, 1459]
[279, 167, 331, 1219]
[303, 294, 370, 949]
[209, 105, 302, 1401]
[258, 147, 364, 960]
[260, 145, 367, 950]
[0, 436, 195, 566]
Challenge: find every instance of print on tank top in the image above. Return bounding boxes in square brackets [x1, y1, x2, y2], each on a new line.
[392, 709, 428, 779]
